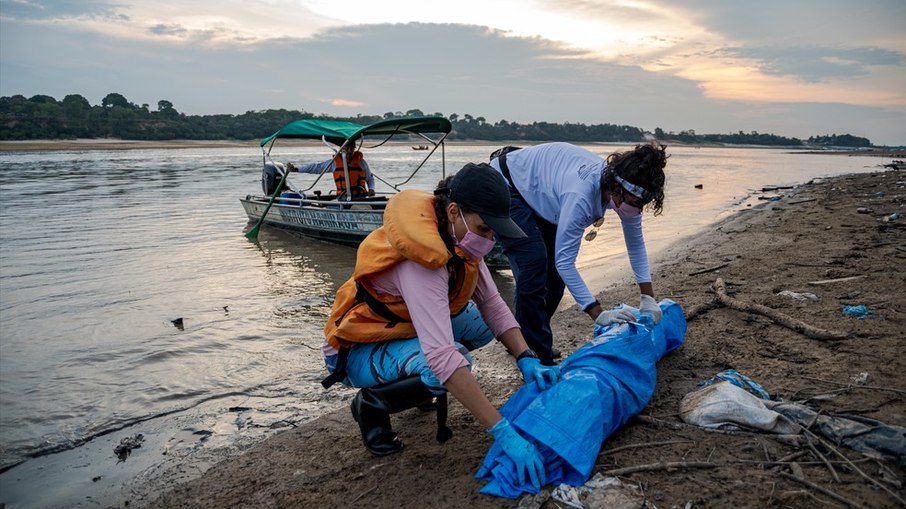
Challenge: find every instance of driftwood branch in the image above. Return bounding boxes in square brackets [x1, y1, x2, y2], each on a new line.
[735, 457, 873, 468]
[602, 440, 695, 455]
[688, 263, 729, 276]
[801, 428, 906, 506]
[713, 278, 849, 340]
[801, 375, 906, 395]
[604, 461, 717, 476]
[684, 299, 719, 320]
[777, 471, 868, 509]
[805, 433, 841, 483]
[807, 275, 865, 285]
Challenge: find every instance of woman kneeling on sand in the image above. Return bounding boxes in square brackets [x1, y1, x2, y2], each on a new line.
[321, 163, 559, 489]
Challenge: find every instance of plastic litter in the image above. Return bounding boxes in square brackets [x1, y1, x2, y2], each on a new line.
[550, 484, 584, 509]
[776, 290, 818, 301]
[550, 474, 644, 509]
[680, 382, 798, 433]
[114, 433, 145, 462]
[770, 403, 906, 466]
[476, 300, 686, 498]
[696, 368, 771, 400]
[681, 372, 906, 465]
[842, 304, 872, 319]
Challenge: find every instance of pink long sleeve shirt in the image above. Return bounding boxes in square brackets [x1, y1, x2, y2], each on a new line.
[323, 259, 520, 384]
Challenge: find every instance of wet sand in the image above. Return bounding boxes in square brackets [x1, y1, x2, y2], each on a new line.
[134, 168, 906, 509]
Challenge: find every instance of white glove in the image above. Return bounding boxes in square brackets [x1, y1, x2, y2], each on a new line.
[639, 294, 662, 323]
[595, 307, 635, 326]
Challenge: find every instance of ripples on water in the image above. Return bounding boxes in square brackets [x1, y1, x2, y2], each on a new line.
[0, 143, 882, 505]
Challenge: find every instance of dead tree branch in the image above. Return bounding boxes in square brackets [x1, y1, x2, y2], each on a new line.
[713, 278, 849, 340]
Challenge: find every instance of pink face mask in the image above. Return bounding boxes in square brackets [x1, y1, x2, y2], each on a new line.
[452, 210, 497, 260]
[609, 198, 642, 219]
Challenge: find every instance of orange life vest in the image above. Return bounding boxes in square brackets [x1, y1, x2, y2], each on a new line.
[333, 151, 368, 197]
[324, 190, 480, 350]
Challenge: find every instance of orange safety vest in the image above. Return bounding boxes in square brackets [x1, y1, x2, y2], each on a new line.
[324, 190, 480, 350]
[333, 151, 368, 197]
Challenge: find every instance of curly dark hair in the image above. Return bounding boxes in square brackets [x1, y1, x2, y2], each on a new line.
[433, 175, 474, 253]
[601, 143, 668, 216]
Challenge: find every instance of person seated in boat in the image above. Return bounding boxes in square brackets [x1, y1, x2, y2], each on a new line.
[286, 141, 375, 198]
[320, 163, 560, 490]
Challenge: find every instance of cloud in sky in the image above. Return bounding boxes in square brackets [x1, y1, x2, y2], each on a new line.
[1, 0, 904, 144]
[723, 46, 904, 83]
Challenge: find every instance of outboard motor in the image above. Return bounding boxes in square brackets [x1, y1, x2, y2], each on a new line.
[262, 161, 287, 196]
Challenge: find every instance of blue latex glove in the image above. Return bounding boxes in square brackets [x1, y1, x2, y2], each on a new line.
[487, 418, 545, 488]
[639, 294, 662, 324]
[517, 357, 560, 390]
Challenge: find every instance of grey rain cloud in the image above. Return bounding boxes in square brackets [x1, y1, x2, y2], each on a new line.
[667, 0, 906, 44]
[148, 24, 188, 37]
[0, 0, 127, 21]
[723, 46, 906, 82]
[1, 11, 904, 144]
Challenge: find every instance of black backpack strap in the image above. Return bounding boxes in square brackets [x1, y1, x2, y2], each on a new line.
[323, 283, 410, 389]
[321, 346, 349, 389]
[355, 282, 409, 328]
[491, 147, 522, 198]
[435, 393, 453, 443]
[489, 145, 522, 162]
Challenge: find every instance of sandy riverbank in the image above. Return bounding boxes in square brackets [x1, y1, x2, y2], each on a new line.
[141, 169, 905, 508]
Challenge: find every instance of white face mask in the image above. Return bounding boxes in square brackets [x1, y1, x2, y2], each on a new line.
[609, 197, 642, 219]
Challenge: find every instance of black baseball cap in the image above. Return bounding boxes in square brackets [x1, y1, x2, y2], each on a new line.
[446, 163, 526, 238]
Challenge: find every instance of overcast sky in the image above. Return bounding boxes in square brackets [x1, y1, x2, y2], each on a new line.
[1, 0, 904, 145]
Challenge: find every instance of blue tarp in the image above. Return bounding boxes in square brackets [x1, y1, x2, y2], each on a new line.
[476, 300, 687, 498]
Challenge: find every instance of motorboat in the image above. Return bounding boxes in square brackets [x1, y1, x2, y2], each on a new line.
[240, 116, 509, 268]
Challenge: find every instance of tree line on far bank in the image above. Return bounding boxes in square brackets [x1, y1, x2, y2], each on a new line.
[0, 92, 875, 148]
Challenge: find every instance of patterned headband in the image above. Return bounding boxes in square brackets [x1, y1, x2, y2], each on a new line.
[615, 175, 654, 203]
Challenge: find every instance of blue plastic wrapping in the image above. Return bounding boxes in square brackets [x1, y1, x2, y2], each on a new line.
[842, 304, 872, 319]
[476, 300, 686, 498]
[697, 368, 771, 400]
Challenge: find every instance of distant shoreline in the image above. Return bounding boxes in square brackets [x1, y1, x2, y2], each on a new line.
[0, 139, 903, 158]
[0, 139, 256, 152]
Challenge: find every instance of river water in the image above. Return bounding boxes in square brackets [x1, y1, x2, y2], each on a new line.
[0, 143, 885, 507]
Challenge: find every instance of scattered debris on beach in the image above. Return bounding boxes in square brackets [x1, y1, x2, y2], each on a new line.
[114, 433, 145, 462]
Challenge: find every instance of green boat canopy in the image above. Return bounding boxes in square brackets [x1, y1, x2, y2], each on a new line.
[260, 116, 452, 147]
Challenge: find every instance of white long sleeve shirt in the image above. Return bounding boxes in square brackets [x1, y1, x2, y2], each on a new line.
[489, 142, 651, 310]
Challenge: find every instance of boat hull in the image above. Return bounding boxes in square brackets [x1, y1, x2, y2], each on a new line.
[240, 195, 383, 247]
[240, 194, 511, 269]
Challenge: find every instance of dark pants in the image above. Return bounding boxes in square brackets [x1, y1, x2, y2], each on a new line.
[497, 190, 565, 365]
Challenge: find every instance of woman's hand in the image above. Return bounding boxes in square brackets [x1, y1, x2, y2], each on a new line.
[487, 418, 545, 488]
[594, 307, 635, 326]
[517, 356, 560, 390]
[639, 294, 662, 323]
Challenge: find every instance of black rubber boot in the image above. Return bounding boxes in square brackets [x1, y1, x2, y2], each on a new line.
[350, 376, 452, 456]
[350, 388, 401, 456]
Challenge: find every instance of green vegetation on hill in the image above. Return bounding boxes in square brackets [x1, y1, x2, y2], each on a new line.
[0, 93, 875, 147]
